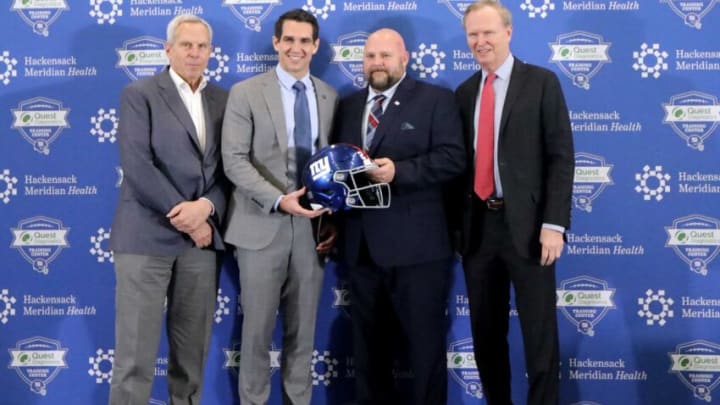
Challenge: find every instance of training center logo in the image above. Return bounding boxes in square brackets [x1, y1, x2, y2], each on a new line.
[632, 43, 669, 79]
[572, 153, 613, 213]
[332, 32, 368, 88]
[206, 47, 230, 83]
[635, 165, 671, 202]
[447, 337, 483, 399]
[9, 336, 69, 395]
[88, 348, 114, 384]
[311, 349, 339, 386]
[90, 0, 123, 25]
[557, 275, 615, 336]
[662, 91, 720, 151]
[90, 108, 119, 144]
[669, 340, 720, 402]
[660, 0, 718, 29]
[637, 289, 674, 326]
[1, 169, 19, 204]
[438, 0, 471, 19]
[521, 0, 555, 18]
[12, 97, 71, 155]
[223, 342, 281, 376]
[411, 43, 446, 80]
[665, 214, 720, 276]
[549, 31, 611, 90]
[11, 0, 68, 37]
[223, 0, 281, 32]
[215, 288, 231, 324]
[89, 227, 113, 263]
[116, 36, 168, 81]
[1, 288, 17, 325]
[303, 0, 335, 20]
[11, 216, 70, 275]
[1, 51, 19, 86]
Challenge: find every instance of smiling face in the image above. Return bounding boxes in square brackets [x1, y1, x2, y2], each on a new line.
[464, 6, 512, 73]
[362, 29, 409, 92]
[273, 19, 319, 79]
[165, 21, 211, 89]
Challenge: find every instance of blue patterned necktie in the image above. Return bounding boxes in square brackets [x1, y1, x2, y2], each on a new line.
[365, 94, 386, 150]
[293, 80, 312, 187]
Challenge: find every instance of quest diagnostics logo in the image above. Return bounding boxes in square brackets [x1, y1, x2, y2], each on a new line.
[662, 91, 720, 151]
[572, 153, 613, 213]
[549, 31, 611, 90]
[12, 97, 71, 155]
[9, 336, 69, 395]
[557, 276, 616, 336]
[660, 0, 719, 29]
[665, 214, 720, 276]
[11, 216, 70, 275]
[332, 32, 368, 88]
[669, 340, 720, 401]
[447, 337, 483, 399]
[11, 0, 68, 37]
[223, 0, 281, 32]
[116, 36, 168, 81]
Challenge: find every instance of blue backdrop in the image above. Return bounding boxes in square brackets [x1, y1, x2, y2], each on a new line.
[1, 1, 719, 404]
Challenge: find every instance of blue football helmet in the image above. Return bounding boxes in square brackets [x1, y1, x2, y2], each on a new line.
[302, 143, 391, 211]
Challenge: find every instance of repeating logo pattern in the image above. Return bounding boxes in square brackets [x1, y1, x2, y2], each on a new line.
[116, 37, 168, 81]
[660, 0, 719, 29]
[303, 0, 336, 20]
[635, 165, 671, 201]
[549, 31, 611, 90]
[1, 50, 19, 86]
[206, 47, 230, 83]
[89, 227, 113, 263]
[520, 0, 555, 18]
[669, 340, 720, 401]
[438, 0, 470, 19]
[11, 0, 68, 36]
[215, 288, 231, 324]
[637, 289, 674, 326]
[88, 348, 114, 384]
[311, 350, 339, 386]
[12, 97, 71, 155]
[1, 169, 19, 204]
[557, 276, 616, 336]
[632, 43, 669, 79]
[572, 153, 614, 213]
[90, 0, 123, 25]
[1, 288, 17, 325]
[665, 214, 720, 276]
[11, 216, 71, 275]
[9, 336, 69, 395]
[447, 337, 483, 399]
[662, 91, 720, 151]
[411, 43, 446, 80]
[223, 0, 281, 32]
[332, 32, 368, 88]
[90, 108, 119, 143]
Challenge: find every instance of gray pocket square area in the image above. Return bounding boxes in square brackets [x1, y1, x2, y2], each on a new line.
[400, 122, 415, 130]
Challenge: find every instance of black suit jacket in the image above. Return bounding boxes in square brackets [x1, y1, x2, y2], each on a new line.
[331, 77, 466, 268]
[454, 59, 575, 259]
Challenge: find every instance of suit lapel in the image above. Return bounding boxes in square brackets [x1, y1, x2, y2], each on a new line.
[311, 76, 332, 148]
[201, 86, 218, 158]
[499, 60, 527, 138]
[460, 71, 482, 154]
[262, 71, 288, 159]
[368, 77, 415, 155]
[157, 70, 202, 153]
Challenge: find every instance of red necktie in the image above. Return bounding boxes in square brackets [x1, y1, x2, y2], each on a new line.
[474, 73, 496, 200]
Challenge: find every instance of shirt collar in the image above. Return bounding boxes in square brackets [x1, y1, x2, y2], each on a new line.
[366, 73, 406, 104]
[483, 54, 514, 82]
[276, 64, 312, 91]
[168, 67, 207, 93]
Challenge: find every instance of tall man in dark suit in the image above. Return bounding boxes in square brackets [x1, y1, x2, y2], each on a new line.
[454, 2, 575, 404]
[221, 9, 337, 405]
[108, 14, 228, 405]
[331, 28, 465, 405]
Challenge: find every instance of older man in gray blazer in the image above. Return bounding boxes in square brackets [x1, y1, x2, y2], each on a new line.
[222, 9, 337, 405]
[108, 14, 228, 405]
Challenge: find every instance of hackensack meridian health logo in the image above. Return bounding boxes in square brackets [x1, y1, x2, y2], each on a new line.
[549, 31, 611, 90]
[662, 90, 720, 151]
[11, 0, 68, 37]
[311, 349, 339, 386]
[1, 288, 17, 325]
[637, 289, 674, 326]
[635, 164, 671, 202]
[90, 108, 119, 144]
[632, 43, 669, 79]
[9, 336, 69, 395]
[303, 0, 336, 20]
[1, 50, 19, 86]
[12, 97, 71, 155]
[572, 152, 614, 213]
[223, 0, 281, 32]
[411, 43, 446, 80]
[11, 216, 70, 275]
[668, 339, 720, 402]
[88, 348, 114, 384]
[332, 32, 369, 88]
[520, 0, 555, 18]
[1, 169, 19, 204]
[660, 0, 719, 29]
[90, 227, 113, 263]
[206, 47, 230, 83]
[90, 0, 123, 25]
[665, 214, 720, 276]
[116, 36, 168, 81]
[557, 275, 616, 336]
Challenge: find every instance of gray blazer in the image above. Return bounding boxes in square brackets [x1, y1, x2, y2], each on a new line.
[110, 69, 229, 256]
[221, 69, 337, 250]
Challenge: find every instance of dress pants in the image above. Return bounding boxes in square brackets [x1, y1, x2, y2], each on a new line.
[350, 236, 450, 405]
[109, 248, 220, 405]
[462, 198, 559, 405]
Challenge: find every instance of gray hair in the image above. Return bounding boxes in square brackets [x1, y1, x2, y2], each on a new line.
[166, 14, 213, 44]
[463, 0, 513, 28]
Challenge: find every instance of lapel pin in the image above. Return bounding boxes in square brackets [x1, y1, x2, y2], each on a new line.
[394, 100, 400, 106]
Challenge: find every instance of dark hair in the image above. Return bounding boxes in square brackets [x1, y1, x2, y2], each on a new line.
[274, 9, 319, 41]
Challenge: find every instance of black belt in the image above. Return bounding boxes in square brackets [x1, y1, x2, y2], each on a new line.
[485, 197, 504, 211]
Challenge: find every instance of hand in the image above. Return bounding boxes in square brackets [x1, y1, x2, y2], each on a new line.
[367, 157, 395, 184]
[167, 199, 213, 233]
[316, 222, 337, 254]
[190, 221, 213, 248]
[278, 187, 329, 218]
[539, 228, 564, 266]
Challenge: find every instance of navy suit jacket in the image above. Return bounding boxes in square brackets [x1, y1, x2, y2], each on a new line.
[331, 77, 465, 268]
[110, 69, 229, 256]
[454, 59, 575, 259]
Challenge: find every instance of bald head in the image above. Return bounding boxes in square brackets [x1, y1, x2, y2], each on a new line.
[363, 28, 409, 92]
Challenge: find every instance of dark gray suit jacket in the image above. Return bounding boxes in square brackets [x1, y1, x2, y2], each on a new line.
[110, 69, 229, 256]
